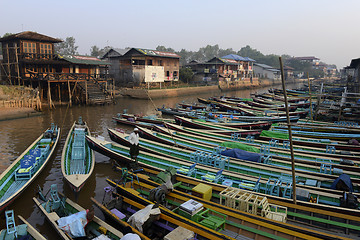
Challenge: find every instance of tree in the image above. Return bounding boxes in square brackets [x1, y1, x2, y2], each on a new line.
[90, 45, 112, 58]
[90, 45, 101, 57]
[2, 33, 14, 38]
[179, 67, 194, 83]
[156, 45, 175, 53]
[54, 37, 78, 55]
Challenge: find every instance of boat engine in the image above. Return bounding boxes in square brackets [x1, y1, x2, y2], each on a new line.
[149, 184, 168, 204]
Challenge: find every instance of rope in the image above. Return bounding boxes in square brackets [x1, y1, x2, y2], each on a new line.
[145, 88, 177, 146]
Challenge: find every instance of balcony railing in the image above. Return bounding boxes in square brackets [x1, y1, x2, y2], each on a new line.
[25, 72, 112, 82]
[20, 53, 58, 61]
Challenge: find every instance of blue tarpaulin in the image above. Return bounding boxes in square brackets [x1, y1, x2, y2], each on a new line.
[221, 148, 261, 163]
[330, 174, 353, 192]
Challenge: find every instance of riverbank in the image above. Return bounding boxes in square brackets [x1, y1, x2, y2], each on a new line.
[120, 78, 306, 99]
[0, 107, 42, 121]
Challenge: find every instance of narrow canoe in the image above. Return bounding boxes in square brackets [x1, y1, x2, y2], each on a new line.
[108, 178, 352, 240]
[0, 211, 46, 240]
[33, 185, 124, 240]
[61, 118, 95, 193]
[0, 123, 60, 212]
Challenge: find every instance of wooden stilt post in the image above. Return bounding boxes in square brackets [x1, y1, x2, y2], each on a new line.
[14, 43, 21, 86]
[279, 57, 297, 204]
[85, 80, 88, 105]
[6, 44, 12, 85]
[68, 80, 72, 107]
[58, 84, 61, 104]
[48, 81, 52, 109]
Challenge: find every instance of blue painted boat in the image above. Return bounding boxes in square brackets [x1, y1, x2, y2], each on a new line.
[0, 123, 60, 212]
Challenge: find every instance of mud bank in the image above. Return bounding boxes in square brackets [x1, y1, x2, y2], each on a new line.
[0, 108, 42, 121]
[120, 85, 220, 99]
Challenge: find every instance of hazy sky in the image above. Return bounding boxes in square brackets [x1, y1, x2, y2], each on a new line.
[1, 0, 359, 69]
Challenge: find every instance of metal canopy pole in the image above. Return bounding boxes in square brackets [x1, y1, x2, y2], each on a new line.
[279, 57, 297, 204]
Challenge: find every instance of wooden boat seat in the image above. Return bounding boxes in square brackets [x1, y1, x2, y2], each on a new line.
[201, 169, 223, 183]
[70, 159, 86, 175]
[177, 163, 196, 177]
[5, 210, 17, 238]
[195, 209, 226, 231]
[48, 212, 60, 222]
[110, 208, 126, 220]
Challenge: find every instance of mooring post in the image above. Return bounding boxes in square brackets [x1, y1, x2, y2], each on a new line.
[279, 57, 297, 204]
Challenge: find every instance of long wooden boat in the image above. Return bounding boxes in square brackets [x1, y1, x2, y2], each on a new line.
[136, 125, 360, 166]
[86, 135, 359, 210]
[270, 128, 360, 141]
[33, 184, 124, 240]
[108, 128, 360, 201]
[101, 183, 233, 240]
[210, 96, 299, 112]
[107, 173, 355, 239]
[252, 97, 311, 108]
[61, 117, 95, 193]
[258, 130, 360, 152]
[118, 168, 360, 237]
[118, 113, 174, 125]
[274, 122, 360, 134]
[164, 122, 360, 156]
[91, 197, 150, 240]
[174, 116, 267, 132]
[108, 128, 360, 182]
[160, 123, 360, 162]
[0, 211, 46, 240]
[0, 123, 60, 212]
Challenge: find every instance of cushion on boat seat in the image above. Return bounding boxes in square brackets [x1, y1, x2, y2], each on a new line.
[20, 155, 35, 169]
[110, 208, 126, 220]
[18, 166, 32, 173]
[29, 149, 41, 158]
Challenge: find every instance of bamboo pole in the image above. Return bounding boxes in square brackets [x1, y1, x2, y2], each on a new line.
[307, 73, 313, 123]
[279, 57, 297, 204]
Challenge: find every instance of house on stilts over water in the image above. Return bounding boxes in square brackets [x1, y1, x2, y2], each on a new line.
[0, 31, 114, 108]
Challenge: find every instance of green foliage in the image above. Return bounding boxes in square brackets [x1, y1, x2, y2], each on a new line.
[2, 33, 14, 38]
[156, 45, 175, 53]
[179, 67, 194, 83]
[54, 37, 78, 55]
[90, 45, 112, 58]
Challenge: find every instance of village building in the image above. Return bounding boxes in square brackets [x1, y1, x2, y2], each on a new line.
[101, 48, 128, 86]
[253, 63, 280, 81]
[283, 66, 294, 80]
[185, 54, 256, 84]
[0, 31, 112, 106]
[107, 48, 180, 87]
[347, 58, 360, 93]
[294, 56, 320, 67]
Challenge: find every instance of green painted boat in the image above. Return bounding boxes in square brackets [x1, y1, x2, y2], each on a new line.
[0, 123, 60, 212]
[33, 184, 124, 240]
[61, 117, 95, 193]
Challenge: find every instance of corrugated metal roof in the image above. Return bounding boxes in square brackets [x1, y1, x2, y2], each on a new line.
[59, 55, 110, 65]
[134, 48, 180, 58]
[0, 31, 62, 43]
[222, 54, 246, 61]
[254, 63, 279, 72]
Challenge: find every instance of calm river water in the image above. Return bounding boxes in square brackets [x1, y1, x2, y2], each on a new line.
[0, 83, 304, 238]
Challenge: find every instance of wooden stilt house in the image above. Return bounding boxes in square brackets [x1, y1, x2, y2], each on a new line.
[0, 31, 113, 107]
